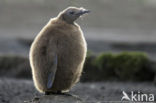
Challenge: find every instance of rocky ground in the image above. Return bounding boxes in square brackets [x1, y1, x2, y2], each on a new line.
[0, 78, 156, 103]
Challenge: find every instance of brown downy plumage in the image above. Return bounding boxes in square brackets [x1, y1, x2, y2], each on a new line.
[29, 7, 90, 94]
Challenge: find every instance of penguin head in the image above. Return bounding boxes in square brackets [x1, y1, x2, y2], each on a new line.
[59, 7, 90, 24]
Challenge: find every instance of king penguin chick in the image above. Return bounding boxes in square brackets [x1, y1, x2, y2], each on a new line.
[29, 7, 90, 94]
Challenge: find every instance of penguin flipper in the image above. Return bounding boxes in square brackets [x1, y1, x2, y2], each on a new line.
[47, 54, 58, 89]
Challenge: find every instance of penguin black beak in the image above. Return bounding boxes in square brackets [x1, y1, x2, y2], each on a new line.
[78, 9, 90, 15]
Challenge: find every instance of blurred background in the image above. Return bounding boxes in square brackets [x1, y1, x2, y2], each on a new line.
[1, 0, 156, 59]
[1, 0, 156, 102]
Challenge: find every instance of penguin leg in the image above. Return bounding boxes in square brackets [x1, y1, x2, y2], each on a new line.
[45, 90, 73, 96]
[45, 91, 51, 95]
[44, 91, 62, 95]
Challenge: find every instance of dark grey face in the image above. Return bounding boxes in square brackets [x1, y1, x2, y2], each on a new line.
[61, 7, 90, 24]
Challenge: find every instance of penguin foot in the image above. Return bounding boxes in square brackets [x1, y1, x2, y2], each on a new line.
[44, 91, 63, 95]
[45, 91, 52, 95]
[56, 91, 72, 96]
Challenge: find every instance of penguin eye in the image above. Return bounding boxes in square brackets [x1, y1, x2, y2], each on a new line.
[69, 11, 74, 15]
